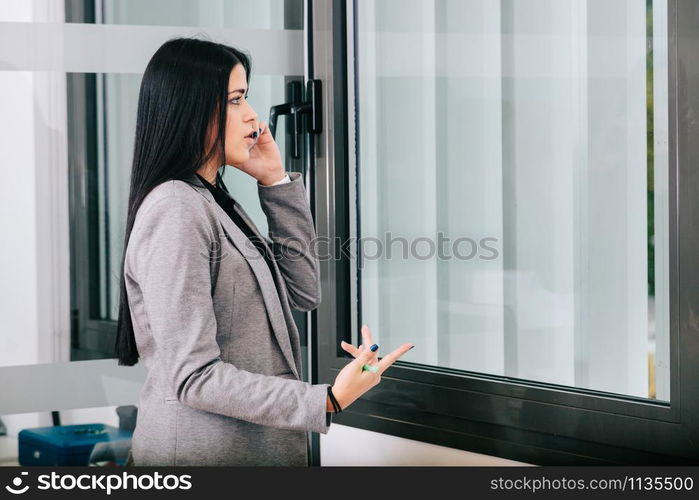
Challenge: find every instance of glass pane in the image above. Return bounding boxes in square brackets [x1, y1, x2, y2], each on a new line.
[101, 0, 302, 30]
[356, 0, 670, 401]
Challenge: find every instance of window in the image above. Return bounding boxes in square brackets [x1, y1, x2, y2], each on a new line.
[314, 0, 698, 464]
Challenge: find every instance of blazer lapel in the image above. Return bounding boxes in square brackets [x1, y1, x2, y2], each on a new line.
[183, 173, 300, 380]
[230, 201, 304, 377]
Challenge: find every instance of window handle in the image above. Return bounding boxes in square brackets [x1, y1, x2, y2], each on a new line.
[268, 79, 322, 159]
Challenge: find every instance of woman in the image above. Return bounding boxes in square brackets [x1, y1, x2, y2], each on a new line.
[114, 37, 413, 466]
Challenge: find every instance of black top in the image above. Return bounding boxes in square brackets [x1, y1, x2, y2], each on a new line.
[195, 172, 275, 276]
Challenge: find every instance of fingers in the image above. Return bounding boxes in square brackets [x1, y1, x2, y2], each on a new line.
[252, 121, 270, 145]
[360, 324, 375, 349]
[258, 121, 268, 137]
[360, 325, 380, 364]
[340, 340, 359, 358]
[354, 341, 377, 365]
[377, 343, 414, 375]
[341, 325, 382, 366]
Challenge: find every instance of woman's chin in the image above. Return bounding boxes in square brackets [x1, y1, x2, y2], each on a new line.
[227, 152, 250, 167]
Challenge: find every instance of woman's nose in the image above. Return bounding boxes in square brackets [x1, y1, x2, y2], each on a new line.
[245, 103, 258, 123]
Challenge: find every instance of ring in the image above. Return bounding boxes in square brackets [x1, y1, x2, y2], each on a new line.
[362, 364, 378, 373]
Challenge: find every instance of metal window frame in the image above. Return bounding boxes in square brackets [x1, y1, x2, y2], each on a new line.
[66, 0, 117, 361]
[311, 0, 699, 464]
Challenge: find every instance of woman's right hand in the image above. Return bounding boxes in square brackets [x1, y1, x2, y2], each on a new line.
[329, 325, 414, 411]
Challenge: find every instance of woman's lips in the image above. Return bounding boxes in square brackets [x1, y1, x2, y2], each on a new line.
[244, 129, 260, 145]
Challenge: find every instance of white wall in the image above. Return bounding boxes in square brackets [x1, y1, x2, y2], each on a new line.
[321, 425, 529, 466]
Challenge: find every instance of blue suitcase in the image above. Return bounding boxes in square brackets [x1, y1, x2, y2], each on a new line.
[18, 423, 133, 466]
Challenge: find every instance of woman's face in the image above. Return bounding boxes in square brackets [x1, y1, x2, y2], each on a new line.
[208, 63, 259, 167]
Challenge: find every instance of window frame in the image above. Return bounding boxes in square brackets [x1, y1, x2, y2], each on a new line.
[67, 0, 117, 361]
[312, 0, 699, 465]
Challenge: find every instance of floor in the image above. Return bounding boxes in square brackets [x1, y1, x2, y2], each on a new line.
[0, 435, 19, 466]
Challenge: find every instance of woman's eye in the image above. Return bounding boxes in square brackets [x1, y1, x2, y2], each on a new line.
[228, 95, 249, 105]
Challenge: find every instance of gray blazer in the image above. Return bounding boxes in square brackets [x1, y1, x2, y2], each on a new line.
[124, 171, 331, 466]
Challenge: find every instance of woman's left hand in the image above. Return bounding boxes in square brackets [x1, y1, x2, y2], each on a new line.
[340, 325, 380, 364]
[234, 121, 286, 185]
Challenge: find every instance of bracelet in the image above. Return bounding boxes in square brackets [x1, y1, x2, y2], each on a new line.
[326, 386, 339, 413]
[327, 385, 343, 413]
[326, 385, 335, 412]
[327, 386, 341, 413]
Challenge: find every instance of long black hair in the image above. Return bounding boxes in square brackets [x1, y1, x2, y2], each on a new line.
[114, 37, 251, 366]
